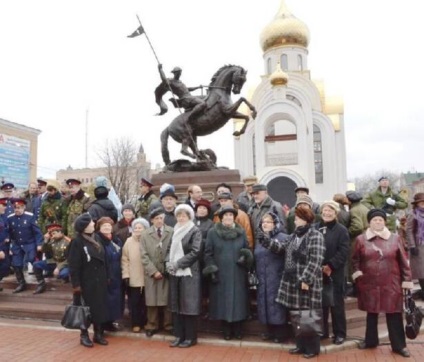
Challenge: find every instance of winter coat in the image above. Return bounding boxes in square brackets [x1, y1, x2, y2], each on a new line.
[140, 224, 173, 306]
[121, 235, 145, 287]
[213, 207, 254, 249]
[362, 187, 407, 232]
[266, 227, 325, 310]
[166, 225, 202, 315]
[348, 202, 369, 240]
[315, 220, 349, 285]
[204, 223, 249, 322]
[67, 233, 108, 324]
[38, 192, 67, 233]
[88, 198, 118, 224]
[0, 214, 10, 279]
[113, 218, 134, 246]
[135, 191, 158, 219]
[96, 232, 122, 321]
[236, 191, 253, 213]
[406, 212, 424, 279]
[249, 196, 287, 236]
[195, 217, 214, 242]
[352, 230, 412, 313]
[65, 190, 91, 239]
[41, 236, 70, 270]
[254, 215, 288, 325]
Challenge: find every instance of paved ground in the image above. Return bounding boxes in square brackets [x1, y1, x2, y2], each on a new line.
[0, 319, 423, 361]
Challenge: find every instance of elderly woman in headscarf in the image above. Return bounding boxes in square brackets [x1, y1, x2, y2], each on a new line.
[67, 213, 109, 347]
[95, 216, 123, 333]
[165, 204, 203, 348]
[315, 200, 349, 345]
[121, 217, 150, 333]
[254, 212, 288, 343]
[204, 206, 251, 340]
[259, 207, 325, 359]
[353, 209, 413, 358]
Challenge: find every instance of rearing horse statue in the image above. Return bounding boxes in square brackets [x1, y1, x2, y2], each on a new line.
[160, 65, 256, 167]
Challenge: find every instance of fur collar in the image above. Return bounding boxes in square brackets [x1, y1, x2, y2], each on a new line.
[366, 227, 391, 240]
[215, 222, 244, 240]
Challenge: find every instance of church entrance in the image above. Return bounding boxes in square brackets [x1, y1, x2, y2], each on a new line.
[267, 176, 297, 208]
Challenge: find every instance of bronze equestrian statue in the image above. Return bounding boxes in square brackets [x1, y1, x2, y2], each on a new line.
[156, 64, 256, 170]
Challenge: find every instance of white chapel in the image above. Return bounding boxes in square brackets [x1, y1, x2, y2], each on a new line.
[233, 0, 347, 207]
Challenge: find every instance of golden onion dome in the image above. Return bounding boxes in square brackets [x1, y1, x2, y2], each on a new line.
[270, 62, 288, 86]
[260, 0, 310, 52]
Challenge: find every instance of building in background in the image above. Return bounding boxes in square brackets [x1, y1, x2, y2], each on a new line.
[233, 0, 346, 207]
[0, 117, 41, 190]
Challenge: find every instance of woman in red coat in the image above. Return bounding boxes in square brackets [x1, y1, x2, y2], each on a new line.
[352, 209, 413, 358]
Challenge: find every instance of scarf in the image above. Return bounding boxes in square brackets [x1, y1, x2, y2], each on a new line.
[81, 233, 101, 250]
[414, 207, 424, 246]
[169, 221, 194, 277]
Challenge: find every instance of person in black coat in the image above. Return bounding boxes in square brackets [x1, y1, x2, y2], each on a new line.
[67, 213, 109, 348]
[315, 201, 349, 345]
[88, 186, 118, 224]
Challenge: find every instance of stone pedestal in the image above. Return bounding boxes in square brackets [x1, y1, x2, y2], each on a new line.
[151, 169, 244, 202]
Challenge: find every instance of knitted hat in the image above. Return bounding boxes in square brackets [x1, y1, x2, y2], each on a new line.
[121, 203, 136, 215]
[218, 206, 238, 220]
[195, 198, 211, 213]
[320, 200, 340, 214]
[295, 194, 313, 208]
[295, 186, 309, 194]
[95, 176, 108, 188]
[295, 207, 315, 224]
[131, 217, 150, 229]
[74, 213, 92, 233]
[367, 208, 387, 222]
[175, 204, 195, 221]
[346, 190, 362, 203]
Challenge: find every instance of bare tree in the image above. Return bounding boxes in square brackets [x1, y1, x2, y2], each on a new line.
[352, 169, 401, 195]
[97, 137, 138, 203]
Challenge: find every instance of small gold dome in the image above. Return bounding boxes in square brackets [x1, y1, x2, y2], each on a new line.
[260, 0, 310, 52]
[270, 62, 288, 86]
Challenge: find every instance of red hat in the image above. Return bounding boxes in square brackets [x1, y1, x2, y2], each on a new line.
[66, 178, 81, 186]
[47, 223, 63, 233]
[10, 198, 26, 207]
[0, 197, 8, 206]
[195, 198, 211, 212]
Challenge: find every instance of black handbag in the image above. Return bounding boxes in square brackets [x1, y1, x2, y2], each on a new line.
[404, 290, 423, 340]
[322, 276, 334, 307]
[289, 290, 323, 338]
[61, 297, 92, 330]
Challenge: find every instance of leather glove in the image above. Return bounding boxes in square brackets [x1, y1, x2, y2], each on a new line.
[386, 197, 396, 206]
[410, 247, 419, 256]
[123, 278, 130, 287]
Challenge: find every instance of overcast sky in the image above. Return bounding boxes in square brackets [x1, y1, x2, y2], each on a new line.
[0, 0, 423, 181]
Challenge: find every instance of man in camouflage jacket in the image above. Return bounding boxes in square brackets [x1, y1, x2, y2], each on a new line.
[64, 179, 91, 238]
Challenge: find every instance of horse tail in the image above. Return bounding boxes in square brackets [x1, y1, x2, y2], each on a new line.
[160, 127, 171, 165]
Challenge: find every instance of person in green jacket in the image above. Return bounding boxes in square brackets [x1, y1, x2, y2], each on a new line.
[361, 176, 407, 232]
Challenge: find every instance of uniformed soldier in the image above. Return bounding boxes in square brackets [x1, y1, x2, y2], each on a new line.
[8, 198, 43, 293]
[64, 179, 91, 239]
[135, 178, 158, 220]
[38, 179, 67, 234]
[33, 179, 48, 220]
[33, 223, 71, 294]
[1, 183, 15, 217]
[0, 197, 11, 289]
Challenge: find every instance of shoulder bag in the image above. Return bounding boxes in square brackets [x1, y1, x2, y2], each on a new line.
[404, 290, 423, 340]
[61, 296, 92, 330]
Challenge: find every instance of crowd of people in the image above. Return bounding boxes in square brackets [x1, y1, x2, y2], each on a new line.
[0, 174, 421, 358]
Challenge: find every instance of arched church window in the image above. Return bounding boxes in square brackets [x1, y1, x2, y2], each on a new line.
[265, 119, 297, 166]
[281, 54, 288, 71]
[267, 58, 272, 75]
[313, 125, 323, 183]
[297, 55, 303, 71]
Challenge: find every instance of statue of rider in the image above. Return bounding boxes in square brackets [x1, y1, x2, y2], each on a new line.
[155, 64, 207, 121]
